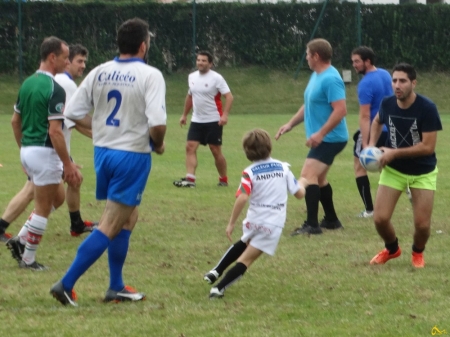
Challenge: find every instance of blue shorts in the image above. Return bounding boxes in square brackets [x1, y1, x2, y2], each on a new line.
[94, 147, 151, 206]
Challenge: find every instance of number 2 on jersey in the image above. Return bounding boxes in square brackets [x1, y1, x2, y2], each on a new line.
[106, 90, 122, 127]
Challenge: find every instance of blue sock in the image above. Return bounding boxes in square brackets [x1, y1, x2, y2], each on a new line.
[62, 229, 111, 290]
[108, 229, 131, 291]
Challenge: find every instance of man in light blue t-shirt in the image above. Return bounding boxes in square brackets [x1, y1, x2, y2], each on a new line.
[351, 46, 393, 219]
[276, 38, 348, 235]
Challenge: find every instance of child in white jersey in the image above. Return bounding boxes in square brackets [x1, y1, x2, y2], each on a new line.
[204, 129, 308, 299]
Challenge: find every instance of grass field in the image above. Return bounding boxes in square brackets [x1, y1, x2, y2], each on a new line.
[1, 68, 450, 336]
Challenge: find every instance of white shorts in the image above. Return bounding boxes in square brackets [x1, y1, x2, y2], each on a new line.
[240, 221, 283, 256]
[20, 146, 63, 186]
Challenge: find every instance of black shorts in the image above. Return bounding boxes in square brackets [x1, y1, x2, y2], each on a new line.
[307, 141, 347, 166]
[353, 130, 388, 157]
[187, 121, 223, 146]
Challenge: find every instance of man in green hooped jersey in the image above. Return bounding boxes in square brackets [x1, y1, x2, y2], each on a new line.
[8, 36, 82, 270]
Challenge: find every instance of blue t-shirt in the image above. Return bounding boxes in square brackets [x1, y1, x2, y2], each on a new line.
[379, 94, 442, 175]
[304, 66, 348, 143]
[357, 68, 393, 132]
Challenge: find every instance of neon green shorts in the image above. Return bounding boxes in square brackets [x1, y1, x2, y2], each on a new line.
[379, 166, 438, 191]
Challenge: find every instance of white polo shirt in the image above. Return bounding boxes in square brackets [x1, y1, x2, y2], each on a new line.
[55, 72, 77, 152]
[188, 70, 230, 123]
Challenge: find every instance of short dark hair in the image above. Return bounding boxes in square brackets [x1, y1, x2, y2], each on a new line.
[352, 46, 375, 65]
[197, 50, 213, 63]
[40, 36, 67, 61]
[69, 44, 88, 62]
[242, 129, 272, 162]
[392, 63, 416, 81]
[307, 39, 332, 62]
[117, 18, 149, 55]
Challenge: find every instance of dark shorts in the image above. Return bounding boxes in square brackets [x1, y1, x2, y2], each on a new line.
[353, 130, 388, 157]
[187, 121, 223, 146]
[307, 141, 347, 166]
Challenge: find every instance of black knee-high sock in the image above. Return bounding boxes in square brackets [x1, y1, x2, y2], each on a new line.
[213, 240, 247, 276]
[216, 262, 247, 292]
[356, 176, 373, 211]
[319, 183, 338, 221]
[305, 185, 320, 227]
[386, 238, 399, 254]
[69, 211, 83, 226]
[412, 244, 424, 254]
[0, 219, 10, 234]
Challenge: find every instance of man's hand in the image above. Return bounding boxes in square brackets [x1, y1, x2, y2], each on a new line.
[218, 115, 228, 126]
[275, 124, 292, 140]
[63, 162, 83, 187]
[379, 147, 394, 167]
[153, 142, 165, 155]
[179, 115, 187, 127]
[306, 132, 324, 148]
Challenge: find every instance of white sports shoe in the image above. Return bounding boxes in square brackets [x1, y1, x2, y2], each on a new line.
[209, 287, 224, 299]
[173, 177, 196, 188]
[104, 285, 145, 302]
[203, 270, 220, 284]
[357, 210, 373, 218]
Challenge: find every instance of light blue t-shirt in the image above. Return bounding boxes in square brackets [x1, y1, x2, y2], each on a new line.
[357, 68, 393, 132]
[304, 66, 348, 143]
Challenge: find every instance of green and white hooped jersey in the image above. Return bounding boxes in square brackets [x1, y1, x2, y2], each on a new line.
[14, 70, 66, 148]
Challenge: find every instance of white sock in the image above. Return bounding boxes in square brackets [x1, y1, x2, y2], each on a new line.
[19, 208, 54, 245]
[18, 210, 35, 245]
[22, 214, 48, 265]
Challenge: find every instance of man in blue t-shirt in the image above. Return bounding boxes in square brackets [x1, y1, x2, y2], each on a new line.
[368, 63, 442, 268]
[351, 46, 393, 218]
[276, 38, 349, 235]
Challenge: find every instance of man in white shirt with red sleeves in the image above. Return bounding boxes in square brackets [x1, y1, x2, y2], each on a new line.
[174, 51, 234, 188]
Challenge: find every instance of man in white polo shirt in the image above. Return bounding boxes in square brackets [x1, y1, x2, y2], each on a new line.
[174, 51, 234, 188]
[55, 44, 97, 236]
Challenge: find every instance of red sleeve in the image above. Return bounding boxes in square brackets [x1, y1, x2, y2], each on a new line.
[235, 171, 251, 197]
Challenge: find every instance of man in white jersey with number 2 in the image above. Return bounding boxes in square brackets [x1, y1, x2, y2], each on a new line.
[174, 50, 233, 188]
[50, 18, 167, 306]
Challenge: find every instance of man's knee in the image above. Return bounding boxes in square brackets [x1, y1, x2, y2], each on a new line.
[66, 183, 81, 194]
[373, 213, 390, 228]
[209, 145, 223, 157]
[414, 219, 431, 232]
[186, 142, 198, 154]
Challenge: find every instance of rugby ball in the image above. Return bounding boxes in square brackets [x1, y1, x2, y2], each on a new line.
[359, 147, 383, 172]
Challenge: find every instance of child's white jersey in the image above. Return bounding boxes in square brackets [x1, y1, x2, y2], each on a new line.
[64, 57, 166, 153]
[188, 70, 230, 123]
[236, 158, 301, 227]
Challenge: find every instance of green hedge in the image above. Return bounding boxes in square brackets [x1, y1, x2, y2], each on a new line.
[1, 2, 450, 74]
